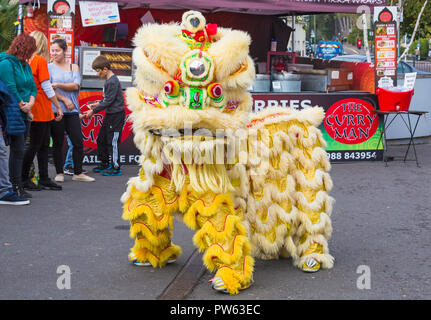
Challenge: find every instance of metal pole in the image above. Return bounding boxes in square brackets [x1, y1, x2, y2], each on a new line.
[314, 15, 316, 43]
[397, 4, 401, 62]
[292, 15, 295, 52]
[363, 14, 371, 62]
[17, 4, 23, 35]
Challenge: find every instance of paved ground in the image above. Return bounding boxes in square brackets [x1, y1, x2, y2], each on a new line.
[343, 43, 364, 55]
[191, 143, 431, 300]
[1, 142, 431, 300]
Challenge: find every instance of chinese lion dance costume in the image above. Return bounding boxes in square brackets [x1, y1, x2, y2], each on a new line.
[121, 11, 335, 295]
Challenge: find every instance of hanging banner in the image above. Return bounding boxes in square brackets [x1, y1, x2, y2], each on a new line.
[79, 1, 120, 27]
[47, 0, 75, 63]
[374, 6, 398, 88]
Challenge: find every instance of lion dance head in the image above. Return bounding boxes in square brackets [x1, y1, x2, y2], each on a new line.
[126, 10, 256, 194]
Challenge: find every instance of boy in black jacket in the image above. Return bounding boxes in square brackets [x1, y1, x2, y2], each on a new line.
[84, 56, 125, 176]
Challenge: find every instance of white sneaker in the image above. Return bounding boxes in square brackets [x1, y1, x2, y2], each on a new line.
[72, 174, 95, 182]
[54, 174, 64, 182]
[128, 252, 176, 267]
[210, 276, 229, 293]
[301, 257, 320, 273]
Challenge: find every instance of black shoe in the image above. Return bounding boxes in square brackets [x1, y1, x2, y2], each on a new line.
[101, 168, 122, 176]
[63, 166, 74, 176]
[92, 165, 110, 173]
[0, 190, 30, 205]
[22, 179, 43, 191]
[64, 167, 87, 175]
[39, 178, 62, 190]
[13, 185, 32, 199]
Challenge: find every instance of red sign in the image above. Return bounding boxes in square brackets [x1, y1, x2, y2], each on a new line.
[380, 12, 392, 23]
[324, 99, 379, 145]
[79, 92, 132, 149]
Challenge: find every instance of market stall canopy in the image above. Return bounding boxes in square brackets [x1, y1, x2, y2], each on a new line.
[20, 0, 387, 15]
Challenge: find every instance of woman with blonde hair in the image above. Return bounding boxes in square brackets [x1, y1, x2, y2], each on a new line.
[21, 31, 64, 191]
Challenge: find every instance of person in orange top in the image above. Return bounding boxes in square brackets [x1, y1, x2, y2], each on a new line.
[22, 31, 63, 191]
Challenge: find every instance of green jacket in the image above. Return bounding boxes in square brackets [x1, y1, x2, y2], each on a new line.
[0, 53, 37, 112]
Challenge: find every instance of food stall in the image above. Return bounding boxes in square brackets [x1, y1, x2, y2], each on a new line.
[20, 0, 389, 164]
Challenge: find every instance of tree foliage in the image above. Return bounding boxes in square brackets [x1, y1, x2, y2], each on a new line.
[398, 0, 431, 39]
[408, 38, 429, 59]
[0, 0, 19, 52]
[308, 14, 337, 42]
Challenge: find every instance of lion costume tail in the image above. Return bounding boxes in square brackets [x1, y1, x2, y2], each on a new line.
[244, 106, 335, 269]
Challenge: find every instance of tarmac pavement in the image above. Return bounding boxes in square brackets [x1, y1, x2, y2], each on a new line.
[1, 143, 431, 300]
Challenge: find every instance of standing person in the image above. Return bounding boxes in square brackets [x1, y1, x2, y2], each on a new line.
[48, 38, 94, 182]
[84, 55, 125, 176]
[63, 135, 74, 175]
[63, 134, 87, 175]
[415, 47, 420, 61]
[0, 80, 30, 205]
[22, 31, 63, 191]
[0, 34, 37, 198]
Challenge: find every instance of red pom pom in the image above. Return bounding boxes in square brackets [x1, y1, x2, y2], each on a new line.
[208, 83, 222, 99]
[164, 82, 173, 94]
[164, 80, 179, 96]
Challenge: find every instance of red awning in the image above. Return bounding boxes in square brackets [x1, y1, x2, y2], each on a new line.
[20, 0, 386, 15]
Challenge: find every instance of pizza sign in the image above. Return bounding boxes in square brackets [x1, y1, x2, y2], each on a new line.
[324, 99, 379, 145]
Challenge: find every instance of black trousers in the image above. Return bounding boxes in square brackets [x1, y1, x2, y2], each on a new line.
[22, 121, 50, 181]
[96, 111, 125, 170]
[50, 114, 84, 175]
[8, 120, 29, 187]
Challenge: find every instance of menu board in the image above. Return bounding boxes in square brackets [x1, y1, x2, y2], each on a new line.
[47, 0, 75, 64]
[47, 15, 74, 64]
[374, 6, 397, 87]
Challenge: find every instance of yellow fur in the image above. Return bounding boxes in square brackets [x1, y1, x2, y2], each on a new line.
[122, 12, 335, 295]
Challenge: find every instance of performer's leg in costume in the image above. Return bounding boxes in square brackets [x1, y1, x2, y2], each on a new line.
[246, 123, 298, 261]
[290, 123, 334, 272]
[180, 182, 254, 295]
[122, 174, 182, 267]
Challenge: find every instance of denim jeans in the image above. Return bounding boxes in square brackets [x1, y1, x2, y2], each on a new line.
[64, 135, 74, 169]
[0, 133, 12, 198]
